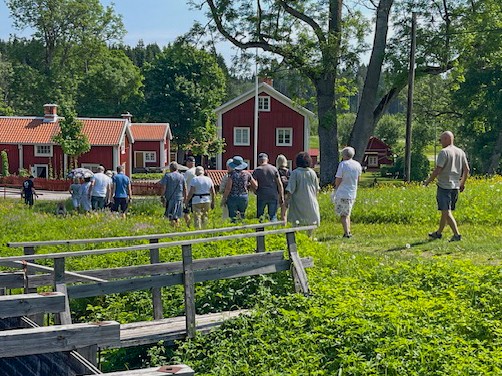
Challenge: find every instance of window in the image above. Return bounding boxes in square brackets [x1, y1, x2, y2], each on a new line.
[367, 155, 379, 167]
[258, 96, 270, 111]
[144, 152, 156, 162]
[234, 127, 250, 146]
[35, 145, 53, 157]
[276, 128, 293, 146]
[81, 164, 100, 172]
[32, 164, 48, 178]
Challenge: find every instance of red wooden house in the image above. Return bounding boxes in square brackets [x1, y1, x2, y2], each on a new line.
[308, 136, 393, 170]
[130, 122, 172, 172]
[363, 136, 393, 170]
[214, 81, 314, 169]
[0, 104, 171, 177]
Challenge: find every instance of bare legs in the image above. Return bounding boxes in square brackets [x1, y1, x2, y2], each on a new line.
[436, 210, 460, 236]
[341, 215, 351, 237]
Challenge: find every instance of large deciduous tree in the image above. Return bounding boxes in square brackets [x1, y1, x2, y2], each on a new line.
[142, 41, 226, 157]
[7, 0, 125, 106]
[197, 0, 470, 184]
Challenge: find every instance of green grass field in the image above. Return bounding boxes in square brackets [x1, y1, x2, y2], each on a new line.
[1, 176, 502, 374]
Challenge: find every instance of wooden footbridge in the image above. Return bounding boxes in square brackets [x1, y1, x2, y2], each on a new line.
[0, 221, 314, 375]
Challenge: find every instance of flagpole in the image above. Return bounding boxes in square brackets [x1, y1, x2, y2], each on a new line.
[254, 48, 259, 169]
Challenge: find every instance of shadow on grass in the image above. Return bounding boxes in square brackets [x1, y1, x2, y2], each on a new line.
[383, 239, 437, 252]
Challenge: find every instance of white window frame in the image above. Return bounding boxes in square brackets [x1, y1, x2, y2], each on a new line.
[276, 128, 293, 147]
[367, 155, 379, 167]
[32, 164, 48, 178]
[258, 96, 271, 112]
[34, 144, 53, 157]
[234, 127, 250, 146]
[144, 151, 156, 163]
[81, 163, 101, 172]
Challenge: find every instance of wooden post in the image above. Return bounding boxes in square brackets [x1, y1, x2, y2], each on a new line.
[256, 226, 266, 253]
[23, 246, 43, 325]
[182, 244, 196, 338]
[286, 232, 310, 295]
[53, 257, 72, 325]
[150, 239, 163, 320]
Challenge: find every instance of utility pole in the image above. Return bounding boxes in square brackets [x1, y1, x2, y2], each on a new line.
[404, 12, 417, 182]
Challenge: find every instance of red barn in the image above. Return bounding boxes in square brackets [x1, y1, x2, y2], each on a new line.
[0, 104, 171, 177]
[215, 81, 314, 169]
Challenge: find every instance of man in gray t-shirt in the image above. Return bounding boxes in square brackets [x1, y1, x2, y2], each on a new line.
[424, 131, 470, 242]
[252, 153, 284, 221]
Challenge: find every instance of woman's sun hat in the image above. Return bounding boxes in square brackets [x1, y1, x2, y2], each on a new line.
[229, 156, 248, 170]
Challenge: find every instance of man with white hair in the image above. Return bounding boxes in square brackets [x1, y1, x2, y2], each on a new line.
[186, 166, 215, 229]
[89, 165, 112, 210]
[424, 131, 470, 241]
[333, 146, 362, 238]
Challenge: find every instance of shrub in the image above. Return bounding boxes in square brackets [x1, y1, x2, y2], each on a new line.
[391, 152, 430, 181]
[1, 150, 9, 176]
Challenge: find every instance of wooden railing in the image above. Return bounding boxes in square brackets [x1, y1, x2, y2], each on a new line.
[1, 222, 314, 336]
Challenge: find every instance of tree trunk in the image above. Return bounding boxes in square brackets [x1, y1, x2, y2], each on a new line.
[315, 75, 338, 187]
[486, 129, 502, 174]
[349, 0, 394, 163]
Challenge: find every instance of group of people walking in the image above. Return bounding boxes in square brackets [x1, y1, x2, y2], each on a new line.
[68, 165, 132, 216]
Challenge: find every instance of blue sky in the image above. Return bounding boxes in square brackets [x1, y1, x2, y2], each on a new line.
[0, 1, 234, 58]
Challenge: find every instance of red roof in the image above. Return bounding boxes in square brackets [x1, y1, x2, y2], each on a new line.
[0, 116, 128, 146]
[0, 117, 58, 144]
[130, 123, 170, 141]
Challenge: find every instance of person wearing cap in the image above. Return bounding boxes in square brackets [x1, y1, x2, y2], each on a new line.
[252, 152, 283, 222]
[222, 156, 258, 222]
[89, 165, 112, 210]
[160, 161, 187, 226]
[186, 166, 215, 229]
[111, 165, 132, 217]
[219, 158, 234, 220]
[183, 156, 196, 226]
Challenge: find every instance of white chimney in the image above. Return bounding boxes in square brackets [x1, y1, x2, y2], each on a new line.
[121, 112, 133, 123]
[43, 104, 58, 123]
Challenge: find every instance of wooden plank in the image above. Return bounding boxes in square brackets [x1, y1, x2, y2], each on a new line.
[286, 232, 310, 295]
[22, 252, 286, 287]
[0, 226, 317, 263]
[0, 321, 120, 358]
[0, 292, 65, 319]
[54, 257, 72, 325]
[23, 246, 43, 326]
[7, 221, 286, 248]
[149, 239, 163, 320]
[0, 272, 24, 289]
[66, 257, 313, 299]
[256, 226, 266, 253]
[115, 310, 248, 349]
[182, 244, 195, 339]
[103, 365, 194, 375]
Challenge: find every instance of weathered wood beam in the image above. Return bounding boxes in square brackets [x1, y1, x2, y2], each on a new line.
[0, 321, 120, 358]
[0, 292, 65, 319]
[0, 226, 317, 263]
[7, 221, 286, 248]
[103, 365, 194, 375]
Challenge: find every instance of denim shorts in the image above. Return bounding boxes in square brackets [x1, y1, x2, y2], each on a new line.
[436, 187, 459, 211]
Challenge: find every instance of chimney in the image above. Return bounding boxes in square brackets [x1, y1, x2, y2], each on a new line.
[259, 77, 273, 87]
[121, 112, 133, 123]
[43, 104, 58, 123]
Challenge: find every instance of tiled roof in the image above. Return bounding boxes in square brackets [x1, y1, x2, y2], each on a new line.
[79, 118, 127, 145]
[0, 116, 128, 146]
[0, 117, 58, 144]
[206, 170, 228, 188]
[130, 124, 169, 141]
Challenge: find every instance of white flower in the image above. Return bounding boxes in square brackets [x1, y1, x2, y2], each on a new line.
[405, 243, 411, 249]
[295, 220, 300, 224]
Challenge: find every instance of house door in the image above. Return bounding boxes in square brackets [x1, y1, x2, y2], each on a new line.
[135, 152, 144, 168]
[32, 164, 48, 178]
